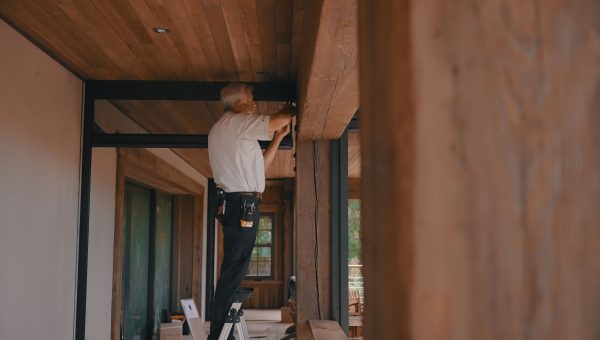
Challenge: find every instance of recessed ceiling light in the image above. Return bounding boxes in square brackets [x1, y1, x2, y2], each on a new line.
[153, 26, 170, 34]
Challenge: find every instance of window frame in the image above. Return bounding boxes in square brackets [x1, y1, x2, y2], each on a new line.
[245, 212, 275, 279]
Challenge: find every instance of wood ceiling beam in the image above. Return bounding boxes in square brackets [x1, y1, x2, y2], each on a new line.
[119, 148, 204, 196]
[296, 0, 359, 141]
[87, 80, 296, 101]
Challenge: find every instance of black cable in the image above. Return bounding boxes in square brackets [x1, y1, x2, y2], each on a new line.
[312, 141, 322, 320]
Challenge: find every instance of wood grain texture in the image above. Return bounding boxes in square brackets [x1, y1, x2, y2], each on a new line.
[172, 194, 205, 313]
[348, 177, 360, 200]
[120, 148, 204, 195]
[295, 141, 331, 338]
[359, 0, 600, 339]
[296, 0, 359, 141]
[0, 0, 301, 176]
[171, 149, 213, 179]
[0, 0, 301, 81]
[308, 320, 347, 340]
[281, 180, 294, 306]
[348, 131, 360, 178]
[239, 280, 284, 309]
[290, 0, 306, 78]
[172, 196, 195, 311]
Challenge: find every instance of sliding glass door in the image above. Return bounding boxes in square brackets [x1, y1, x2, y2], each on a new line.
[121, 184, 172, 340]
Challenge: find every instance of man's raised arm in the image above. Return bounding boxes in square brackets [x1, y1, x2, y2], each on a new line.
[263, 124, 290, 172]
[267, 103, 295, 131]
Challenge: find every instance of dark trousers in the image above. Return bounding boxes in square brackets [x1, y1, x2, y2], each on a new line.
[208, 194, 260, 340]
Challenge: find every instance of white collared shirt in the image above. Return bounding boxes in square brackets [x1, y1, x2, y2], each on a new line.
[208, 112, 273, 193]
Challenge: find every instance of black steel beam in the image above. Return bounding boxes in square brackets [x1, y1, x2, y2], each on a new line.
[75, 85, 95, 340]
[330, 129, 349, 332]
[347, 112, 359, 132]
[91, 133, 293, 149]
[87, 80, 296, 101]
[205, 179, 217, 321]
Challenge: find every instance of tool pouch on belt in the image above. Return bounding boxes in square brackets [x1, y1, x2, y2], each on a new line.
[215, 189, 226, 224]
[240, 195, 259, 229]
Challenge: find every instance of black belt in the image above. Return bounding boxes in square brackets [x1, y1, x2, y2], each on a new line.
[218, 189, 262, 200]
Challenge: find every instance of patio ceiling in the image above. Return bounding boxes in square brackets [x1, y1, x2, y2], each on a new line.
[0, 0, 359, 178]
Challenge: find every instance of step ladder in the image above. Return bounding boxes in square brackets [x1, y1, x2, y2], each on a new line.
[218, 288, 254, 340]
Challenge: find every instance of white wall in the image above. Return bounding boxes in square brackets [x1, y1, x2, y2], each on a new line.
[86, 148, 117, 340]
[0, 20, 82, 340]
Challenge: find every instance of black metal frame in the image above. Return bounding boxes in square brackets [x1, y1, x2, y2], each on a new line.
[331, 129, 349, 332]
[92, 133, 293, 149]
[87, 80, 295, 101]
[347, 113, 360, 132]
[75, 84, 94, 340]
[75, 80, 296, 339]
[205, 179, 217, 321]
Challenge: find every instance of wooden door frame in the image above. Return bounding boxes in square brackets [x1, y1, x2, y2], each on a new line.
[111, 148, 205, 340]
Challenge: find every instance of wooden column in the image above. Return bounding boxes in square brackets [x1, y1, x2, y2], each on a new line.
[359, 0, 600, 339]
[295, 140, 331, 338]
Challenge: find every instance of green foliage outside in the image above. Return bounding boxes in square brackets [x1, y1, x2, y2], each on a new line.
[348, 199, 362, 264]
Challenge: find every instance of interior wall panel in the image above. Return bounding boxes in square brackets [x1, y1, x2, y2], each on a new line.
[0, 19, 82, 340]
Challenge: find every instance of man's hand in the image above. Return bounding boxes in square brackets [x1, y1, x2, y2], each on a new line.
[268, 113, 292, 132]
[264, 122, 292, 173]
[274, 124, 291, 140]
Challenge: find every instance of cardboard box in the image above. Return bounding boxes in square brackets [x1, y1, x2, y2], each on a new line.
[160, 322, 182, 340]
[281, 306, 293, 323]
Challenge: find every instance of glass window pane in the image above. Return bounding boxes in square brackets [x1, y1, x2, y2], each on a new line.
[247, 261, 258, 276]
[257, 262, 271, 276]
[259, 215, 272, 230]
[256, 230, 272, 244]
[247, 214, 274, 278]
[258, 246, 271, 259]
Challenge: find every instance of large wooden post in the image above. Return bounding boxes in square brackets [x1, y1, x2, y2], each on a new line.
[295, 140, 332, 338]
[359, 0, 600, 339]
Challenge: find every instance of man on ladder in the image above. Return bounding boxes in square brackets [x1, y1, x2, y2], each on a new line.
[207, 83, 294, 340]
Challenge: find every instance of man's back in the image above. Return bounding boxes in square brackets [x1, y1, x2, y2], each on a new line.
[208, 112, 272, 193]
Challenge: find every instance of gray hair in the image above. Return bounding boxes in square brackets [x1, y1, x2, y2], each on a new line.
[220, 83, 253, 111]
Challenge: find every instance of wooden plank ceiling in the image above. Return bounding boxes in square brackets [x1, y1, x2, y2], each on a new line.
[0, 0, 303, 82]
[0, 0, 359, 177]
[0, 0, 306, 178]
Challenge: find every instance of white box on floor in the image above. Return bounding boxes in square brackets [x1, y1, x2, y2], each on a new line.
[160, 322, 182, 340]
